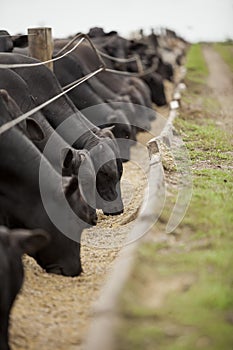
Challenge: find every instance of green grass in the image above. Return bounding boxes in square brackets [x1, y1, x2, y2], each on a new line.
[175, 118, 232, 164]
[117, 239, 233, 350]
[214, 42, 233, 73]
[115, 44, 233, 350]
[116, 120, 233, 349]
[185, 44, 208, 84]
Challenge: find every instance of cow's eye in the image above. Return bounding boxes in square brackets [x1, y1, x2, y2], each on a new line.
[125, 135, 129, 139]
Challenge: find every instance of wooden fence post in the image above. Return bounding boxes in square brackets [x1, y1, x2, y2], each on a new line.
[28, 27, 53, 71]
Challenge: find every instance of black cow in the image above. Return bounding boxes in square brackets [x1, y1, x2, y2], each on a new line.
[0, 226, 49, 350]
[55, 40, 152, 130]
[52, 53, 133, 160]
[0, 52, 124, 215]
[0, 90, 95, 276]
[142, 72, 167, 106]
[88, 29, 168, 105]
[0, 68, 98, 215]
[13, 43, 135, 146]
[0, 30, 27, 53]
[0, 30, 13, 53]
[0, 72, 97, 223]
[5, 32, 152, 138]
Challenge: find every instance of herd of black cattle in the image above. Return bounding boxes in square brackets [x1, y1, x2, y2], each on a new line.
[0, 27, 187, 349]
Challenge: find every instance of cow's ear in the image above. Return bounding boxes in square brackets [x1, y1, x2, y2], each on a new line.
[10, 229, 50, 255]
[26, 118, 45, 141]
[12, 34, 28, 48]
[106, 30, 118, 36]
[103, 125, 115, 131]
[101, 126, 115, 139]
[0, 89, 10, 103]
[129, 40, 147, 51]
[61, 147, 75, 169]
[61, 148, 83, 177]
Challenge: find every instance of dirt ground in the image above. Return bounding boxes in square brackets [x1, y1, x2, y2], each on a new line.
[202, 45, 233, 134]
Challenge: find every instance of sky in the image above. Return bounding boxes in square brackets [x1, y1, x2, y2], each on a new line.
[1, 0, 233, 42]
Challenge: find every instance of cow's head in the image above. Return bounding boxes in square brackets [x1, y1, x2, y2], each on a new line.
[107, 111, 132, 162]
[61, 148, 97, 226]
[88, 139, 124, 216]
[143, 73, 167, 106]
[0, 30, 28, 53]
[0, 226, 49, 311]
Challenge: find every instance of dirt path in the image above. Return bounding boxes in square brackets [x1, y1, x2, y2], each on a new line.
[202, 45, 233, 134]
